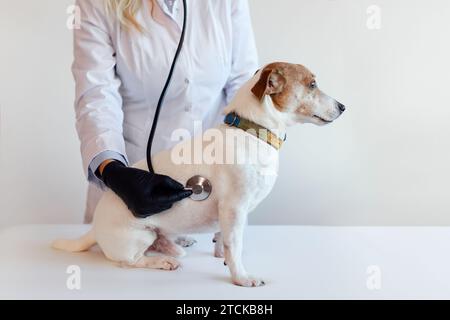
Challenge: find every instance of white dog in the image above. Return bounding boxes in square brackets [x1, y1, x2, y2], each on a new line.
[53, 62, 345, 287]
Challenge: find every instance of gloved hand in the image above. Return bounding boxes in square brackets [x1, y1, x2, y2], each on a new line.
[99, 161, 192, 218]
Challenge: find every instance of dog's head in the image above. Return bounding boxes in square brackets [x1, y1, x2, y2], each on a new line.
[251, 62, 345, 126]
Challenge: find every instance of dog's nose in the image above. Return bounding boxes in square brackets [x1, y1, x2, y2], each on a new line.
[337, 102, 346, 112]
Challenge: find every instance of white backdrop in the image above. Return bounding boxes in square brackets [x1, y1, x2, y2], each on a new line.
[1, 0, 450, 229]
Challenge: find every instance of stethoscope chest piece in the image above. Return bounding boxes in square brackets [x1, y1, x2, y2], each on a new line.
[185, 175, 212, 201]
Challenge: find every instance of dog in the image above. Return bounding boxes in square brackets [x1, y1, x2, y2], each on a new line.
[53, 62, 345, 287]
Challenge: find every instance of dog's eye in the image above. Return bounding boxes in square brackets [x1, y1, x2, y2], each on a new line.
[309, 81, 317, 89]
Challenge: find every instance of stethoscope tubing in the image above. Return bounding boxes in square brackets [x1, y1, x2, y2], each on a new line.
[146, 0, 188, 173]
[144, 0, 212, 202]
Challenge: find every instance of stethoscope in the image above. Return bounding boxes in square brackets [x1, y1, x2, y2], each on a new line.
[146, 0, 212, 201]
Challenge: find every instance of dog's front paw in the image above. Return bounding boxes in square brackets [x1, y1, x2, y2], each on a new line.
[175, 236, 197, 247]
[232, 276, 265, 287]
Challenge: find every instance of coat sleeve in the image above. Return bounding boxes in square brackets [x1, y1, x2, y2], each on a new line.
[72, 0, 129, 186]
[224, 0, 260, 104]
[88, 151, 128, 190]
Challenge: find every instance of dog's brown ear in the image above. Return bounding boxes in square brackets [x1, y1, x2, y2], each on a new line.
[251, 68, 286, 101]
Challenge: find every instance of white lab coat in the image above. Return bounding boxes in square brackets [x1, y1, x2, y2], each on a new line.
[72, 0, 259, 222]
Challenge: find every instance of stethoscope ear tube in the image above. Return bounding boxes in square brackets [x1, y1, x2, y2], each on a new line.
[146, 0, 188, 173]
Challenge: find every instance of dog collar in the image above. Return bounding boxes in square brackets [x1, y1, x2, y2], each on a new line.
[224, 112, 286, 150]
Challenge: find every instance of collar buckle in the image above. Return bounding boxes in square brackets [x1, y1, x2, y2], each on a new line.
[224, 112, 240, 126]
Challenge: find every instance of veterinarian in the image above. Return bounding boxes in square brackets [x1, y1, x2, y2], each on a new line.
[73, 0, 258, 222]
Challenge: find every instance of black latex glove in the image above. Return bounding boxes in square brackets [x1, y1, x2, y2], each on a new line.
[99, 161, 192, 218]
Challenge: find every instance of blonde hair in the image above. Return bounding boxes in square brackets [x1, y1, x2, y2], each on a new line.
[105, 0, 145, 32]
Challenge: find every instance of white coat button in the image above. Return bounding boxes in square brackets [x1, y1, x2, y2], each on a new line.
[185, 105, 192, 112]
[185, 78, 190, 85]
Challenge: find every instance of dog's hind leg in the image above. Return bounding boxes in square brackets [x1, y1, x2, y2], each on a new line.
[175, 236, 197, 247]
[127, 256, 180, 271]
[148, 234, 186, 257]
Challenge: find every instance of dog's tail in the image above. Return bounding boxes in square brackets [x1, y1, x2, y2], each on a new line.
[52, 229, 96, 252]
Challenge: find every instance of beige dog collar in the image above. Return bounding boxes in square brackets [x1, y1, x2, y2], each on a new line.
[224, 112, 286, 150]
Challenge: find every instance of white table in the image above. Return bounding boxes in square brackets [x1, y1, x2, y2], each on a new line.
[1, 225, 450, 299]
